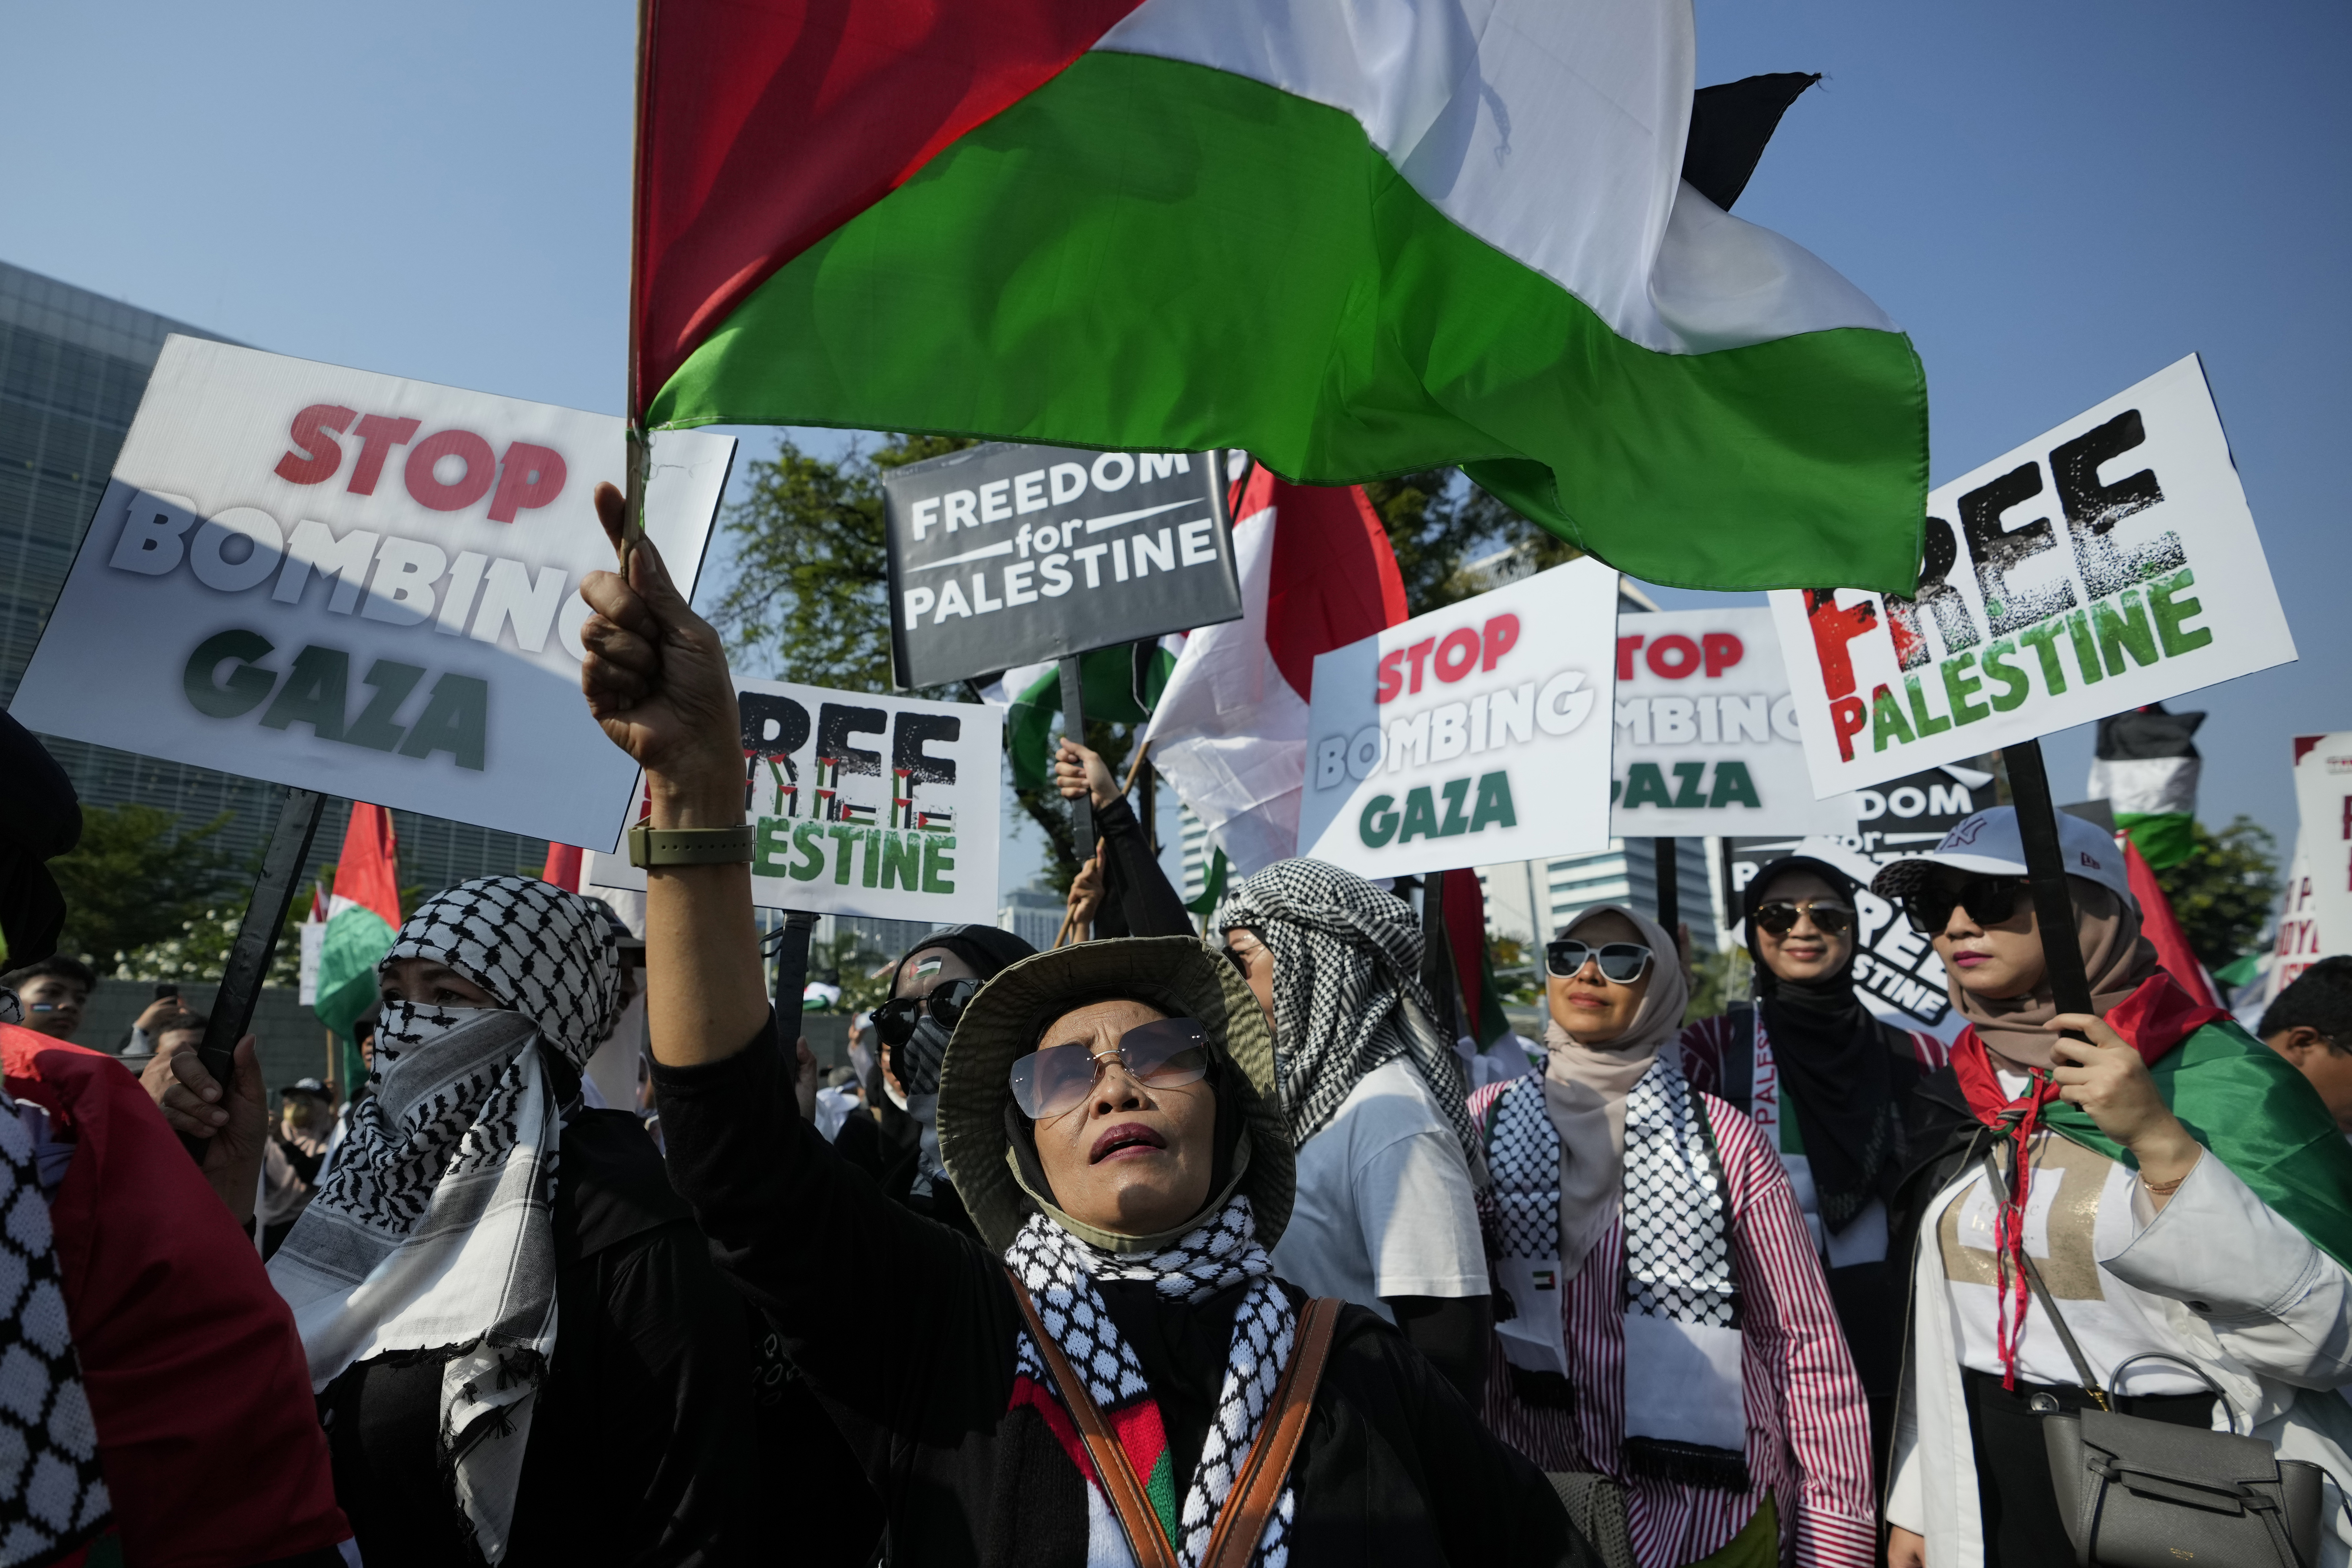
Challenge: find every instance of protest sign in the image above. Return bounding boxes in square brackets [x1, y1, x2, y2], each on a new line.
[9, 338, 734, 847]
[1299, 558, 1617, 881]
[1722, 760, 2002, 1033]
[592, 676, 1001, 925]
[882, 442, 1241, 688]
[2288, 732, 2352, 976]
[2261, 832, 2323, 1010]
[1612, 607, 1850, 837]
[1770, 355, 2296, 798]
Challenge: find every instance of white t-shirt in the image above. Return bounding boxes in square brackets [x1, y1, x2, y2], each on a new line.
[1268, 1057, 1489, 1322]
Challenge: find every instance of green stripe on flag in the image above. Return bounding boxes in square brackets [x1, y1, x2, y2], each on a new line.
[653, 51, 1926, 595]
[315, 906, 396, 1043]
[2115, 811, 2196, 871]
[1006, 643, 1176, 791]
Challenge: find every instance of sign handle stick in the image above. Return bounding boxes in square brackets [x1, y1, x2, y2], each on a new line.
[2001, 737, 2097, 1020]
[188, 786, 327, 1160]
[1060, 656, 1093, 864]
[1653, 837, 1679, 936]
[768, 909, 819, 1028]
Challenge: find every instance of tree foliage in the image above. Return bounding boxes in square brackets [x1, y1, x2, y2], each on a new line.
[1360, 469, 1579, 616]
[2152, 815, 2280, 972]
[50, 804, 240, 973]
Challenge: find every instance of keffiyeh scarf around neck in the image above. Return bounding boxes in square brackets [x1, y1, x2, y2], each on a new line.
[1484, 1058, 1750, 1490]
[1006, 1195, 1298, 1566]
[269, 877, 618, 1564]
[0, 1085, 110, 1565]
[1213, 860, 1481, 1180]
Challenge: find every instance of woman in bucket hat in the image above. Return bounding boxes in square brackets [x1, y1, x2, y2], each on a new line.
[570, 486, 1593, 1568]
[1875, 807, 2352, 1568]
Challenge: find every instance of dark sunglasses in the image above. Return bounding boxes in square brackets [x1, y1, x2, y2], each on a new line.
[1751, 900, 1856, 938]
[1545, 940, 1654, 983]
[1903, 873, 2028, 935]
[1010, 1017, 1211, 1121]
[874, 976, 982, 1047]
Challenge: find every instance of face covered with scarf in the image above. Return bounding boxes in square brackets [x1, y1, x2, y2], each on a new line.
[1213, 859, 1481, 1178]
[268, 876, 621, 1565]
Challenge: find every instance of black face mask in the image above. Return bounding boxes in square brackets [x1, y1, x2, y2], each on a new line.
[895, 1014, 951, 1101]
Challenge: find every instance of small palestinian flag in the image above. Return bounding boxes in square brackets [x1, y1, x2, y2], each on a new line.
[978, 639, 1180, 792]
[2090, 703, 2203, 870]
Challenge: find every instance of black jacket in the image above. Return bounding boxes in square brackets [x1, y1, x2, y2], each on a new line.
[321, 1109, 756, 1567]
[653, 1021, 1593, 1568]
[1090, 793, 1195, 940]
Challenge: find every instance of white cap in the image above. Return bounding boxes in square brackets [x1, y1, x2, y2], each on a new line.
[1870, 806, 2134, 909]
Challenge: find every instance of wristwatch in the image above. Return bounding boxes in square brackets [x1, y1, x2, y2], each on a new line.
[626, 821, 758, 868]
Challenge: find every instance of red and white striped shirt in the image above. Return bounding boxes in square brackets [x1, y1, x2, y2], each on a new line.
[1468, 1078, 1877, 1568]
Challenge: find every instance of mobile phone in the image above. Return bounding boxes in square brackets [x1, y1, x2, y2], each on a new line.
[154, 983, 179, 1000]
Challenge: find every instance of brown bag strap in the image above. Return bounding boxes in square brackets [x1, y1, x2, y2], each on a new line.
[1008, 1271, 1182, 1568]
[1006, 1273, 1343, 1568]
[1202, 1295, 1342, 1568]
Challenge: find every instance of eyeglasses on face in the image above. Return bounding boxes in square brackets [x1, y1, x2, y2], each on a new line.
[1009, 1017, 1211, 1120]
[1751, 900, 1856, 938]
[874, 976, 982, 1047]
[1544, 940, 1654, 984]
[1903, 873, 2028, 935]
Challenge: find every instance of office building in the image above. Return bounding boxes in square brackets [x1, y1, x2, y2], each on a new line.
[0, 259, 546, 920]
[996, 884, 1063, 951]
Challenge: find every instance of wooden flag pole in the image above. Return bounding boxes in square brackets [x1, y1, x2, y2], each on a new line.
[2000, 738, 2097, 1020]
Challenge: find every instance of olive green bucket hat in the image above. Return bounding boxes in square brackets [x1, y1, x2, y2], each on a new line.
[937, 934, 1295, 1256]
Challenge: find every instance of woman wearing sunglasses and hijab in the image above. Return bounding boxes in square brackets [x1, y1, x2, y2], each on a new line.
[865, 925, 1038, 1235]
[1213, 861, 1495, 1409]
[1875, 809, 2352, 1568]
[1677, 852, 1948, 1481]
[573, 489, 1594, 1568]
[1475, 904, 1877, 1568]
[261, 876, 759, 1566]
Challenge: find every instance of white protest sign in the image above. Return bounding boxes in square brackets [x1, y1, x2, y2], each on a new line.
[1770, 356, 2296, 797]
[9, 339, 733, 846]
[590, 677, 1002, 924]
[2290, 733, 2352, 977]
[1299, 558, 1617, 879]
[1612, 608, 1849, 836]
[2260, 834, 2320, 1011]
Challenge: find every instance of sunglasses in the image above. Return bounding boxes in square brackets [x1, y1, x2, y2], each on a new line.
[873, 977, 982, 1047]
[1903, 873, 2028, 935]
[1751, 900, 1856, 938]
[1010, 1017, 1211, 1121]
[1544, 940, 1654, 983]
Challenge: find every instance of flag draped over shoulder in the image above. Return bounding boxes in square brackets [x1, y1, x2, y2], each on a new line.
[1145, 468, 1406, 875]
[632, 0, 1929, 594]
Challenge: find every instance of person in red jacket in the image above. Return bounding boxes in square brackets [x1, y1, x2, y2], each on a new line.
[0, 1016, 348, 1567]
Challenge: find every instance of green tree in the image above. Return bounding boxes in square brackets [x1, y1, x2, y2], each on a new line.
[1360, 470, 1576, 615]
[114, 901, 305, 989]
[1684, 944, 1751, 1026]
[2152, 815, 2280, 973]
[49, 804, 239, 972]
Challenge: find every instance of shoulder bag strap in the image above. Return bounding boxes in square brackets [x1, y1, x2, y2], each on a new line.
[1203, 1297, 1343, 1568]
[1006, 1271, 1182, 1568]
[1979, 1149, 2109, 1409]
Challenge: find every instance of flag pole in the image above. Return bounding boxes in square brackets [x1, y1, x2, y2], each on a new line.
[1060, 656, 1093, 864]
[2000, 738, 2096, 1019]
[189, 787, 327, 1157]
[767, 909, 819, 1032]
[1653, 837, 1678, 935]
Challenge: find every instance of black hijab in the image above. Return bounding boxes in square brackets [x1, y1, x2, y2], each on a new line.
[1742, 856, 1916, 1234]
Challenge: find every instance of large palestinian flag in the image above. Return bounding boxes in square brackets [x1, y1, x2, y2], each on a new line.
[632, 0, 1929, 594]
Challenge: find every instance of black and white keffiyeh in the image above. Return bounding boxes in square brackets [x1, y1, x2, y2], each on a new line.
[1485, 1059, 1749, 1488]
[0, 1088, 109, 1566]
[268, 876, 620, 1563]
[1213, 861, 1481, 1178]
[1008, 1194, 1298, 1567]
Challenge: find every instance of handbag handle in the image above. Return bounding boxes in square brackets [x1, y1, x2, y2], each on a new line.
[1007, 1271, 1340, 1568]
[2105, 1351, 2241, 1429]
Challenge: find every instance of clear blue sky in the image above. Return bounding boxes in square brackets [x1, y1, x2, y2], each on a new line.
[6, 0, 2344, 889]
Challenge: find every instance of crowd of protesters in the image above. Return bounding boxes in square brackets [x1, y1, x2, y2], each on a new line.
[1, 525, 2350, 1568]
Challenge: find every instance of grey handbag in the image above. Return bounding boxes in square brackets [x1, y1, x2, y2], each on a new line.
[1982, 1154, 2326, 1566]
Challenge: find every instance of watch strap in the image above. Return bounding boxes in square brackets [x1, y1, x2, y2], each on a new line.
[626, 820, 757, 868]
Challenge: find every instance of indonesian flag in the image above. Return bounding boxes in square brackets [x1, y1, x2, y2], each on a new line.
[630, 0, 1927, 595]
[1145, 468, 1405, 875]
[314, 804, 402, 1043]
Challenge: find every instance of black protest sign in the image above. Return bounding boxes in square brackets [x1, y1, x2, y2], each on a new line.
[882, 442, 1241, 688]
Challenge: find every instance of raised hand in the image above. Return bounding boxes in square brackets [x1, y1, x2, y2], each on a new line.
[579, 481, 742, 788]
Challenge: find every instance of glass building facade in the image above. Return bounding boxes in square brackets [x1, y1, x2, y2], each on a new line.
[0, 259, 547, 909]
